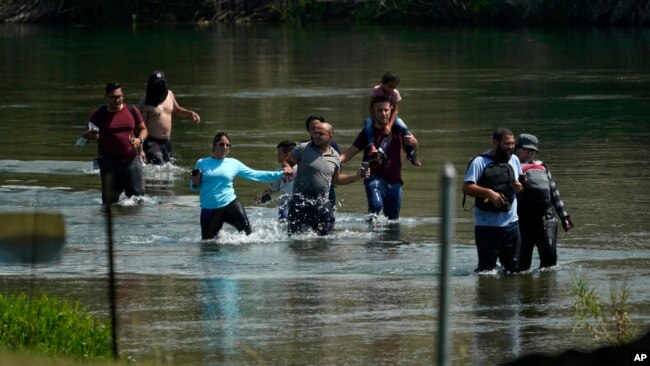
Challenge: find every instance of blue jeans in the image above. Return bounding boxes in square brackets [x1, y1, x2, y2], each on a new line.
[474, 221, 521, 273]
[364, 176, 402, 220]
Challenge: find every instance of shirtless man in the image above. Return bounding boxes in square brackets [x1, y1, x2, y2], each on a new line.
[138, 70, 201, 165]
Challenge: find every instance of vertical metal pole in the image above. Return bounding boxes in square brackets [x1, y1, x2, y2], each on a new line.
[104, 177, 118, 359]
[438, 162, 456, 366]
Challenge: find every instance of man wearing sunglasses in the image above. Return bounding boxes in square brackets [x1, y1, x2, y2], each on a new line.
[80, 81, 148, 204]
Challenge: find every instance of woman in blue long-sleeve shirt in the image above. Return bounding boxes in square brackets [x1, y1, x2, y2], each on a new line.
[190, 132, 294, 240]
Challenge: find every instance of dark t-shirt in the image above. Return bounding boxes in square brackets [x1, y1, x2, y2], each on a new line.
[89, 105, 143, 163]
[352, 125, 403, 184]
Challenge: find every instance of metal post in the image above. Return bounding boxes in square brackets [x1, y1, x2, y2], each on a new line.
[438, 162, 456, 366]
[104, 176, 118, 359]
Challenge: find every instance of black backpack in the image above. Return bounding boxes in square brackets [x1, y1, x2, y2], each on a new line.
[463, 154, 516, 212]
[518, 162, 552, 214]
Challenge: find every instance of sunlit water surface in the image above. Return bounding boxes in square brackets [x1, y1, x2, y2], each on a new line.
[0, 24, 649, 365]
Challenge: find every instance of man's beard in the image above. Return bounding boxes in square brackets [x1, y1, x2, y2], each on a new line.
[495, 145, 512, 162]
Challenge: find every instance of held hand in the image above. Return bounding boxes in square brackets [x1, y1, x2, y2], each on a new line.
[562, 217, 574, 232]
[87, 130, 99, 141]
[257, 191, 272, 204]
[358, 167, 371, 180]
[282, 166, 295, 176]
[130, 136, 143, 148]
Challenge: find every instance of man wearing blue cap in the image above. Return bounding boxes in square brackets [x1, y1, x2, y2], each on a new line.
[515, 133, 574, 271]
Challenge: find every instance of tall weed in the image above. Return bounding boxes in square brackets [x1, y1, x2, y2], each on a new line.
[571, 274, 638, 346]
[0, 292, 112, 360]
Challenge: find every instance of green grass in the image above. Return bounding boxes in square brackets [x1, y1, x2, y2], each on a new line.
[571, 274, 639, 346]
[0, 292, 113, 360]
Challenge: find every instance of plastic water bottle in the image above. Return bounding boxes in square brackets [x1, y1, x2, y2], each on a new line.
[76, 122, 99, 149]
[75, 136, 88, 149]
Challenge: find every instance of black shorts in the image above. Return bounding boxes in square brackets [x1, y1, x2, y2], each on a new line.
[143, 137, 172, 165]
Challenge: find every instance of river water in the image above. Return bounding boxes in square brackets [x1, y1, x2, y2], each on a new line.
[0, 24, 649, 365]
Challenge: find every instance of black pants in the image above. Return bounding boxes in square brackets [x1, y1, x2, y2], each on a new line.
[99, 156, 143, 204]
[474, 221, 521, 273]
[143, 137, 172, 165]
[288, 196, 335, 236]
[200, 199, 251, 240]
[519, 215, 559, 271]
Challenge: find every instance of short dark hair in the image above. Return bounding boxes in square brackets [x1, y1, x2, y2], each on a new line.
[381, 71, 400, 85]
[493, 128, 514, 142]
[105, 81, 121, 95]
[304, 114, 325, 131]
[212, 131, 231, 146]
[371, 95, 390, 108]
[277, 140, 296, 154]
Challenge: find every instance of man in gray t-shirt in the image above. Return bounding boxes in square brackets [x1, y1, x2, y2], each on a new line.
[284, 122, 367, 235]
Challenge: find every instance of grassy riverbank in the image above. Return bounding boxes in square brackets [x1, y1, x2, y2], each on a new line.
[1, 0, 648, 26]
[0, 293, 112, 361]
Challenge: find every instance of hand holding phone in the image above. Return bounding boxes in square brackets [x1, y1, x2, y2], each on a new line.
[360, 161, 370, 178]
[190, 169, 201, 187]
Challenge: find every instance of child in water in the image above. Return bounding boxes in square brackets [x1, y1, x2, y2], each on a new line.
[256, 140, 297, 222]
[365, 71, 421, 166]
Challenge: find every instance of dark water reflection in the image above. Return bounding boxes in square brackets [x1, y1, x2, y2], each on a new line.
[1, 24, 649, 365]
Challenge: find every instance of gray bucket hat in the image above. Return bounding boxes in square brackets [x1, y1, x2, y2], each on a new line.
[517, 133, 539, 151]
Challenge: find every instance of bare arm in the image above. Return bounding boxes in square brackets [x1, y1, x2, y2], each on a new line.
[340, 145, 362, 164]
[402, 133, 418, 151]
[463, 181, 522, 208]
[463, 182, 506, 208]
[332, 167, 368, 185]
[133, 121, 148, 149]
[171, 93, 200, 124]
